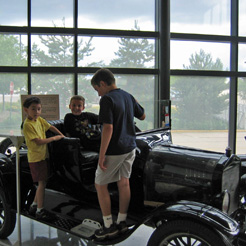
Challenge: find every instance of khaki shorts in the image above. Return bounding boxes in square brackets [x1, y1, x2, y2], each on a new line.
[95, 149, 136, 185]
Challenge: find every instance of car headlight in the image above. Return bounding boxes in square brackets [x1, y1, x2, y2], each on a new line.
[222, 190, 230, 214]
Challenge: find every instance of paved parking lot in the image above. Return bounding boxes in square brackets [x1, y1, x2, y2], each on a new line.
[172, 130, 246, 154]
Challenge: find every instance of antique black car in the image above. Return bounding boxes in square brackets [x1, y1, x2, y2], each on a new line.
[0, 100, 245, 246]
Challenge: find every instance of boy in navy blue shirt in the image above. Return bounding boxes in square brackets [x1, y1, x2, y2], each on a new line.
[91, 68, 145, 239]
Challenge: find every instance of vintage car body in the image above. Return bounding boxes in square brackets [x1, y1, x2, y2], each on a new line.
[144, 144, 225, 205]
[0, 102, 245, 245]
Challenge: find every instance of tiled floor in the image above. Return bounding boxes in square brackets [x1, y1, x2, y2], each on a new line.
[0, 216, 154, 246]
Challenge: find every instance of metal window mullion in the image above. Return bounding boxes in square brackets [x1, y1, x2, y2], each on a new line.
[27, 0, 31, 94]
[159, 0, 170, 101]
[228, 0, 239, 153]
[74, 0, 78, 95]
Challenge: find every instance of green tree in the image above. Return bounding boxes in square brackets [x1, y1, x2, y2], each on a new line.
[31, 30, 97, 116]
[172, 49, 229, 130]
[110, 21, 154, 68]
[0, 34, 27, 112]
[109, 21, 155, 130]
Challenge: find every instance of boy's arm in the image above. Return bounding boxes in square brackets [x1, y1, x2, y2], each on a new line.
[139, 113, 146, 121]
[32, 134, 64, 145]
[98, 123, 113, 171]
[32, 125, 64, 145]
[135, 99, 146, 121]
[49, 125, 65, 137]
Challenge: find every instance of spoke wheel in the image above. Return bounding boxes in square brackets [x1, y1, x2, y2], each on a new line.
[147, 220, 232, 246]
[0, 188, 16, 238]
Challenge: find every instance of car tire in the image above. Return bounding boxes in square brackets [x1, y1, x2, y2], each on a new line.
[0, 138, 26, 156]
[147, 219, 233, 246]
[0, 187, 16, 238]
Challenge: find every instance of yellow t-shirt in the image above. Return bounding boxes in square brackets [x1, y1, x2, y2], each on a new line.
[23, 117, 51, 162]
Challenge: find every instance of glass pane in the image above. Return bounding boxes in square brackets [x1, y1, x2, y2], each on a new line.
[78, 36, 155, 68]
[78, 74, 156, 131]
[0, 0, 27, 26]
[31, 35, 74, 67]
[31, 0, 73, 27]
[31, 74, 74, 118]
[171, 0, 230, 35]
[0, 34, 27, 66]
[171, 41, 230, 71]
[238, 43, 246, 71]
[78, 74, 100, 115]
[78, 0, 155, 31]
[0, 73, 27, 132]
[237, 77, 246, 154]
[171, 76, 229, 152]
[239, 0, 246, 36]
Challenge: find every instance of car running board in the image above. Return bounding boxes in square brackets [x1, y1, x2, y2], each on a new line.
[71, 219, 101, 238]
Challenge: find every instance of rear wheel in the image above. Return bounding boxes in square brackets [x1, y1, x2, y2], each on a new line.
[147, 220, 232, 246]
[0, 188, 16, 238]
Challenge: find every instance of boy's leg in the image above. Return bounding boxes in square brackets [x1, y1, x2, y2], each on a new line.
[36, 180, 46, 209]
[33, 194, 37, 204]
[94, 183, 119, 239]
[95, 183, 111, 216]
[117, 177, 130, 214]
[116, 177, 130, 233]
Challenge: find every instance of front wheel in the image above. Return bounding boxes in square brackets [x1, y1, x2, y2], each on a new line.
[147, 220, 232, 246]
[0, 188, 16, 238]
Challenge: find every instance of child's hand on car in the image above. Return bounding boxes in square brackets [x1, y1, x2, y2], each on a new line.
[53, 135, 64, 141]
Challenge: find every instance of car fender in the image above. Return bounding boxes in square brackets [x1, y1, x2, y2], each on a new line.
[145, 200, 239, 238]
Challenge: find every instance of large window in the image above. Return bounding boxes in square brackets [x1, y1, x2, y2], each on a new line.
[31, 0, 74, 27]
[170, 0, 244, 153]
[0, 34, 27, 66]
[239, 0, 246, 36]
[0, 0, 245, 154]
[170, 41, 230, 71]
[77, 36, 155, 68]
[0, 0, 27, 26]
[78, 74, 156, 130]
[31, 35, 75, 67]
[238, 43, 246, 71]
[170, 0, 230, 35]
[78, 0, 155, 31]
[0, 73, 27, 131]
[0, 0, 157, 133]
[31, 74, 74, 118]
[237, 78, 246, 153]
[171, 76, 229, 152]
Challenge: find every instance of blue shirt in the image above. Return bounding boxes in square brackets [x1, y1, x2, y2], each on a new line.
[99, 88, 144, 155]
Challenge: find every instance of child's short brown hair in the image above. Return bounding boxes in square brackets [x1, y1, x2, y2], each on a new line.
[70, 95, 85, 105]
[91, 68, 115, 86]
[23, 96, 41, 108]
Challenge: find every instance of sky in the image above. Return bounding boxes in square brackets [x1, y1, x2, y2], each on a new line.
[0, 0, 246, 71]
[0, 0, 155, 30]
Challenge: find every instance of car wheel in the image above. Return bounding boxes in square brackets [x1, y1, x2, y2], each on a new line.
[147, 220, 232, 246]
[0, 188, 16, 238]
[0, 138, 26, 156]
